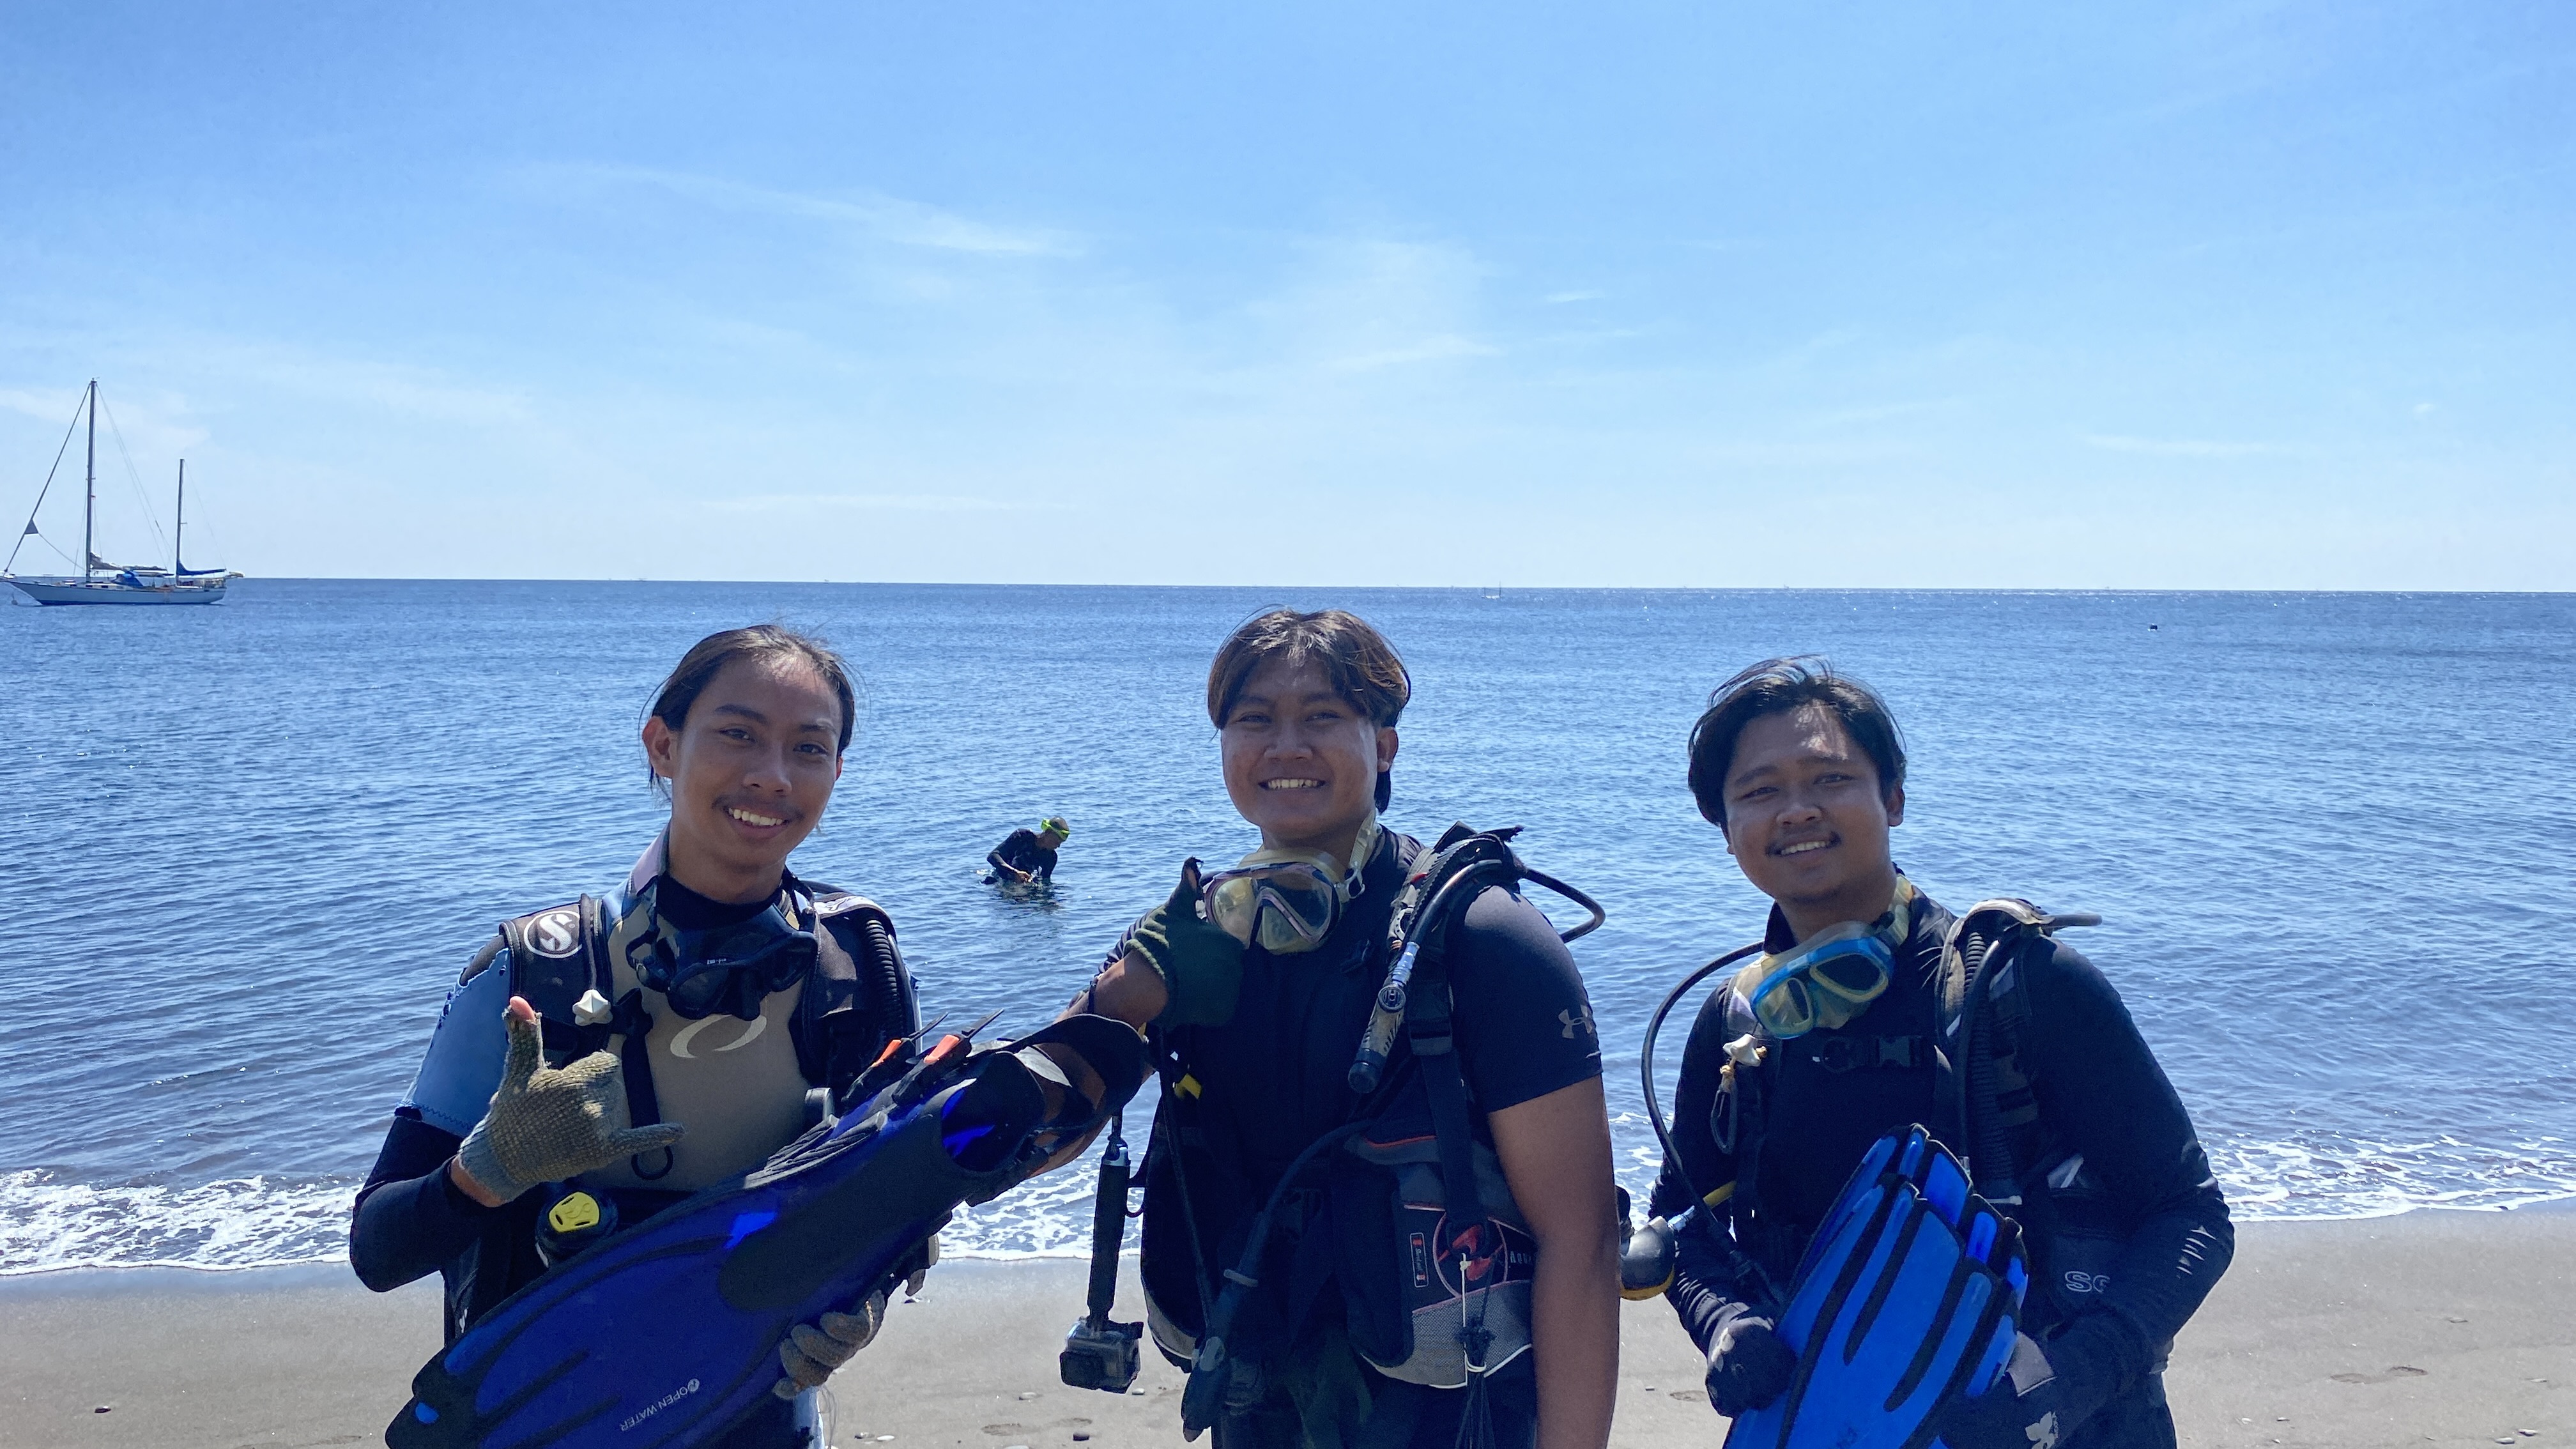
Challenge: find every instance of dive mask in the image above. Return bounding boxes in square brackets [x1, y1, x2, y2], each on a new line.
[1200, 854, 1346, 954]
[1745, 920, 1894, 1039]
[1199, 818, 1380, 955]
[625, 882, 819, 1021]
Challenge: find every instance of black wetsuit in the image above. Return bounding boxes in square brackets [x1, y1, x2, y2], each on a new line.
[986, 829, 1059, 884]
[1137, 830, 1602, 1449]
[1648, 884, 2233, 1449]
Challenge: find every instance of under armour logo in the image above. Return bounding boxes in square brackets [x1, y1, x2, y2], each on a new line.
[2028, 1410, 2060, 1449]
[1559, 1005, 1597, 1040]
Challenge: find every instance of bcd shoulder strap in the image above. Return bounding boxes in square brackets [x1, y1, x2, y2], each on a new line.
[496, 898, 614, 1065]
[1377, 826, 1532, 1256]
[1933, 898, 2096, 1200]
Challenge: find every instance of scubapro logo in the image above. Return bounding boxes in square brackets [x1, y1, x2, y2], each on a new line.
[2061, 1269, 2110, 1296]
[528, 909, 583, 958]
[620, 1377, 700, 1432]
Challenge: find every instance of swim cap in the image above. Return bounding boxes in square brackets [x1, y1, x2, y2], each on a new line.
[1040, 816, 1071, 838]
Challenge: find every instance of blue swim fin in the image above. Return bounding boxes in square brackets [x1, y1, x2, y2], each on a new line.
[386, 1014, 1146, 1449]
[1722, 1127, 2025, 1449]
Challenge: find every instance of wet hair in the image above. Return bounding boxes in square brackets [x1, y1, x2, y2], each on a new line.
[1687, 656, 1906, 828]
[644, 624, 858, 791]
[1206, 608, 1410, 811]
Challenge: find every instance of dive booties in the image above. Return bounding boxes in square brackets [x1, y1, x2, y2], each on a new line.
[1721, 1125, 2028, 1449]
[386, 1013, 1147, 1449]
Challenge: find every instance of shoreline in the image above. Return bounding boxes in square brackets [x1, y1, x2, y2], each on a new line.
[2, 1211, 2568, 1448]
[6, 1194, 2572, 1283]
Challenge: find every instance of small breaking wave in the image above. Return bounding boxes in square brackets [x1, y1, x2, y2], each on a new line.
[1607, 1122, 2576, 1223]
[0, 1170, 355, 1275]
[10, 1125, 2573, 1276]
[0, 1144, 1124, 1275]
[2204, 1131, 2576, 1220]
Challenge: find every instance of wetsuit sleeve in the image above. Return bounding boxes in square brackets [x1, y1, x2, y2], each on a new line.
[1655, 986, 1770, 1354]
[2020, 939, 2235, 1400]
[1448, 883, 1602, 1113]
[350, 1115, 502, 1291]
[990, 830, 1039, 877]
[350, 938, 512, 1292]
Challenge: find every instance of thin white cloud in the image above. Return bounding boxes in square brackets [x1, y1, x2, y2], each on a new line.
[1329, 335, 1498, 371]
[1544, 290, 1604, 305]
[528, 164, 1075, 257]
[2080, 433, 2284, 458]
[0, 387, 89, 424]
[707, 491, 1016, 514]
[1797, 398, 1963, 429]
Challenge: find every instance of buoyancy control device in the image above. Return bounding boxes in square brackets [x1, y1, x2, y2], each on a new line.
[433, 881, 917, 1337]
[1062, 825, 1604, 1445]
[1627, 895, 2101, 1321]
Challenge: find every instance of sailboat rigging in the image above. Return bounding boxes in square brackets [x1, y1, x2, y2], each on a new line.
[4, 379, 242, 606]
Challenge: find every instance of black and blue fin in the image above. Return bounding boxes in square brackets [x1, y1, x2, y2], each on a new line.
[1722, 1128, 2026, 1449]
[385, 1014, 1143, 1449]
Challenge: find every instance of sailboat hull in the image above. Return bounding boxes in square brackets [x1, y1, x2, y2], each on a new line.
[4, 576, 229, 606]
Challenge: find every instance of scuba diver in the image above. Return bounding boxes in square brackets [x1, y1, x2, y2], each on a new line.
[1644, 658, 2234, 1449]
[986, 816, 1071, 887]
[351, 625, 925, 1449]
[1042, 608, 1620, 1449]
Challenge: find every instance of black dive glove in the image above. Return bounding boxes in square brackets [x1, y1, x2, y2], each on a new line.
[1704, 1310, 1797, 1418]
[1125, 861, 1245, 1028]
[1933, 1321, 2126, 1449]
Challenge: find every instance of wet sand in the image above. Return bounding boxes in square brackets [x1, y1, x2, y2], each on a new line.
[1, 1208, 2566, 1449]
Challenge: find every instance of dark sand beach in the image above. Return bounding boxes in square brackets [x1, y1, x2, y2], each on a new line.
[3, 1209, 2566, 1449]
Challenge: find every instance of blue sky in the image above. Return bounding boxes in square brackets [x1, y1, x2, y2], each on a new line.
[3, 1, 2568, 587]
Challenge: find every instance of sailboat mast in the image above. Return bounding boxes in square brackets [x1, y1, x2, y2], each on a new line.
[82, 379, 96, 579]
[176, 459, 185, 575]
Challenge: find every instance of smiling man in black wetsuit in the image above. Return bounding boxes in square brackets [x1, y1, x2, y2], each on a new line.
[1042, 610, 1618, 1449]
[1649, 658, 2232, 1449]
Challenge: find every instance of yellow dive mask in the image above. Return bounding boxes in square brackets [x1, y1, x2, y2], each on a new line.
[1200, 819, 1379, 954]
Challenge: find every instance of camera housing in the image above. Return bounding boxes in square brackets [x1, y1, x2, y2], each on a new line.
[1059, 1315, 1142, 1393]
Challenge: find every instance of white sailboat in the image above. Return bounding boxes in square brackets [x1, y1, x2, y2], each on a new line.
[4, 379, 241, 606]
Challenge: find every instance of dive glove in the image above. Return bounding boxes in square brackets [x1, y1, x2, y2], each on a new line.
[1704, 1311, 1796, 1418]
[1125, 861, 1245, 1028]
[772, 1288, 888, 1399]
[1933, 1323, 2128, 1449]
[454, 998, 686, 1204]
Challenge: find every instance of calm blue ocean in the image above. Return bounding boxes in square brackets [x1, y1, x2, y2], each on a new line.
[2, 581, 2570, 1274]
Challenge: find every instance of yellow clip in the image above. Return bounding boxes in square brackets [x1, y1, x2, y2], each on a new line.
[547, 1192, 602, 1234]
[1176, 1073, 1203, 1100]
[1700, 1181, 1736, 1211]
[1620, 1272, 1675, 1302]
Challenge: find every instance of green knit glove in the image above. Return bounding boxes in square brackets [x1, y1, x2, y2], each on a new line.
[771, 1289, 889, 1399]
[454, 1002, 686, 1204]
[1126, 860, 1246, 1028]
